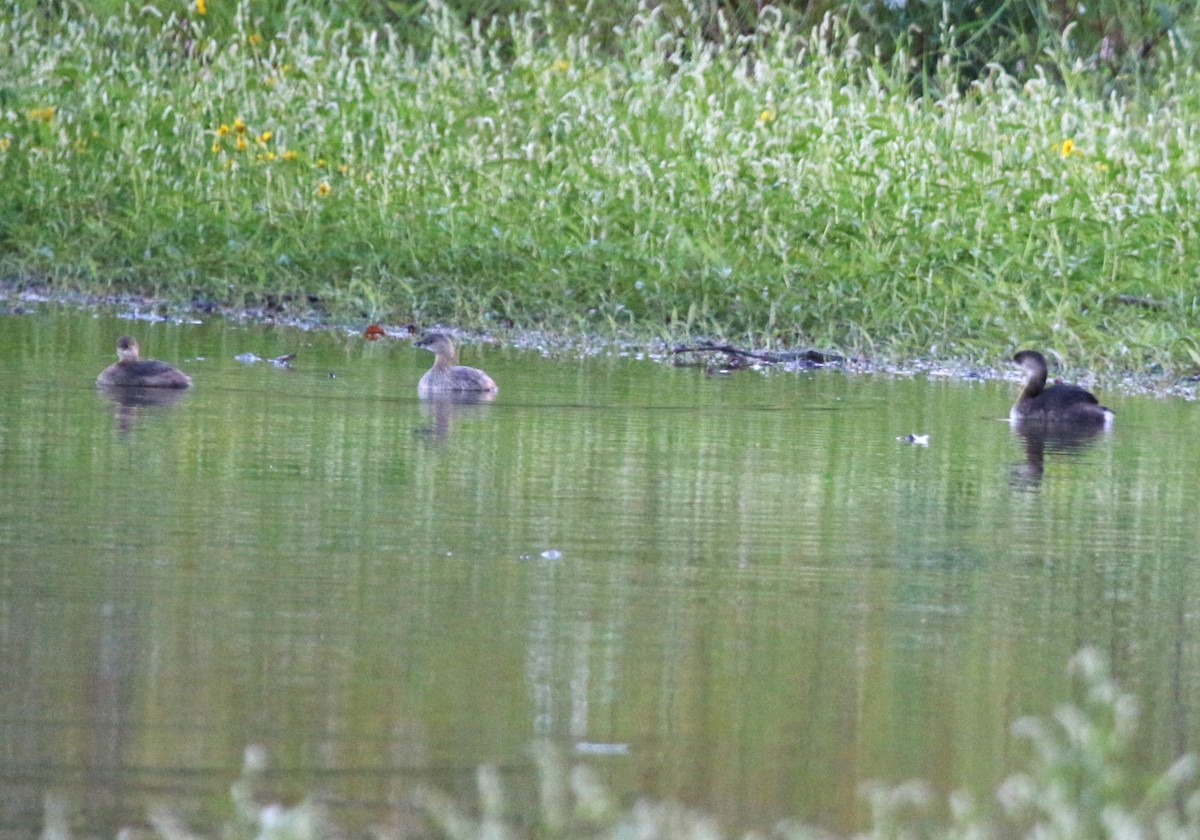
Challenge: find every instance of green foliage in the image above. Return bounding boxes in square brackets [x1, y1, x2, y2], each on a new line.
[836, 0, 1200, 94]
[2, 0, 1200, 369]
[37, 1, 1200, 89]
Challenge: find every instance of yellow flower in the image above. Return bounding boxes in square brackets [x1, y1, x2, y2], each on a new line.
[211, 141, 221, 153]
[0, 137, 13, 151]
[265, 151, 275, 161]
[27, 106, 56, 122]
[282, 150, 299, 161]
[338, 163, 349, 174]
[317, 181, 331, 197]
[195, 0, 206, 14]
[551, 59, 570, 72]
[234, 117, 246, 134]
[759, 109, 776, 124]
[218, 123, 230, 136]
[249, 33, 263, 46]
[316, 158, 326, 168]
[1056, 138, 1082, 158]
[258, 130, 272, 144]
[236, 135, 247, 151]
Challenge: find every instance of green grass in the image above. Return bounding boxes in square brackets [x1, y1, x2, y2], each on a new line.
[3, 1, 1200, 370]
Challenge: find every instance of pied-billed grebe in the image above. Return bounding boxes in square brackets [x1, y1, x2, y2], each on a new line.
[96, 335, 192, 388]
[415, 332, 498, 395]
[1010, 349, 1112, 427]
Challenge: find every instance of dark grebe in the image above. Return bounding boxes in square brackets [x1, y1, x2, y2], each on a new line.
[96, 336, 192, 388]
[1010, 349, 1112, 427]
[415, 332, 498, 395]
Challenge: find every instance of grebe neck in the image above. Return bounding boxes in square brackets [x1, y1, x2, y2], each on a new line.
[430, 349, 457, 370]
[1021, 365, 1047, 400]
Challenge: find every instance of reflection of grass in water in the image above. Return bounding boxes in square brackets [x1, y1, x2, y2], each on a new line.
[38, 649, 1200, 840]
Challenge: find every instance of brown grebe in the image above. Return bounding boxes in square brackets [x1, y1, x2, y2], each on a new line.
[414, 332, 498, 395]
[96, 336, 192, 388]
[1010, 349, 1112, 427]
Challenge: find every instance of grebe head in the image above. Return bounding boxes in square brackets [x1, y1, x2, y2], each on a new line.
[1013, 349, 1049, 376]
[115, 335, 141, 363]
[415, 332, 452, 352]
[415, 332, 458, 363]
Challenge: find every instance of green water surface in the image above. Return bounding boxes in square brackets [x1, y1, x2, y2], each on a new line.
[1, 309, 1199, 836]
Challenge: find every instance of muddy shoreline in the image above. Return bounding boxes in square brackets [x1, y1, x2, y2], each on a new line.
[2, 280, 1194, 402]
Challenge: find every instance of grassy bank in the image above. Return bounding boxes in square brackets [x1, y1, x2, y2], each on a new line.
[3, 1, 1200, 370]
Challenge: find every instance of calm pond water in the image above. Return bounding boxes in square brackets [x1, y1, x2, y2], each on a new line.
[3, 308, 1200, 837]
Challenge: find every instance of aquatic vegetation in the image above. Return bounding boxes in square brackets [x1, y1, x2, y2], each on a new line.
[3, 2, 1200, 369]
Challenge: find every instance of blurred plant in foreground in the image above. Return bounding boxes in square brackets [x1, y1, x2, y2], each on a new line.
[37, 649, 1200, 840]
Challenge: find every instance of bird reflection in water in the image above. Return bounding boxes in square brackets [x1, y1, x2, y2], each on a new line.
[1010, 421, 1109, 489]
[416, 390, 497, 442]
[98, 384, 189, 435]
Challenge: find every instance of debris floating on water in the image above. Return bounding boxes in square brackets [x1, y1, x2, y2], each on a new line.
[575, 742, 630, 755]
[897, 433, 930, 446]
[235, 351, 296, 368]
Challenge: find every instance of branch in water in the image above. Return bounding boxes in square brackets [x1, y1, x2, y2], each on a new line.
[671, 340, 842, 366]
